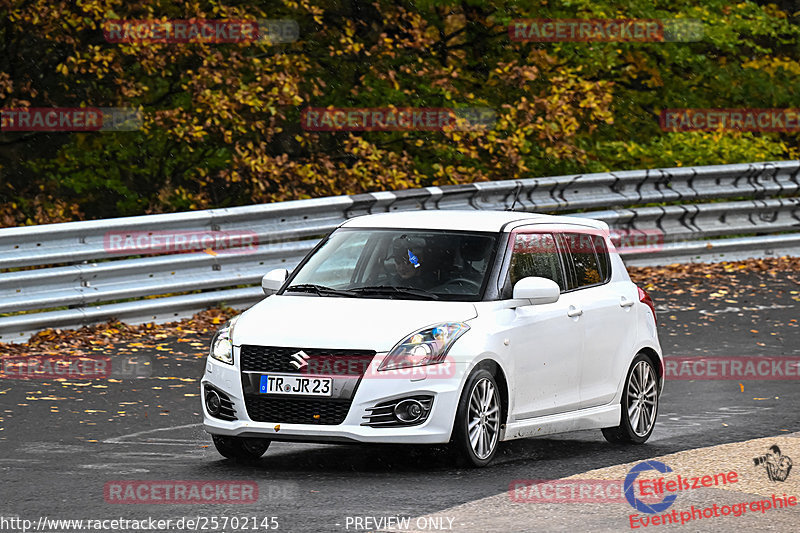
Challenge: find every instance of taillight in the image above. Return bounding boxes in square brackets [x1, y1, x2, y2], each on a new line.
[638, 286, 657, 325]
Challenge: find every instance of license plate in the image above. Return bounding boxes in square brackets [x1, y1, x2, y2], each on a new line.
[259, 374, 332, 396]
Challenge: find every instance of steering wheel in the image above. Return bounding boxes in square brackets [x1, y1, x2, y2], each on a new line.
[439, 278, 482, 291]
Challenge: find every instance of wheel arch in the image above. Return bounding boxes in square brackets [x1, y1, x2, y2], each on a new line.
[470, 358, 510, 429]
[637, 347, 663, 389]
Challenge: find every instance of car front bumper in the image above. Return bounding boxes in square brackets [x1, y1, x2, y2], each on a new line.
[201, 356, 468, 444]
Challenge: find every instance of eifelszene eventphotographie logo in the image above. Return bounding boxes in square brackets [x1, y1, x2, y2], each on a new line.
[624, 461, 679, 514]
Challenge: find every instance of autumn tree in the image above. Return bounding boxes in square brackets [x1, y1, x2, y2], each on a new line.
[0, 0, 797, 227]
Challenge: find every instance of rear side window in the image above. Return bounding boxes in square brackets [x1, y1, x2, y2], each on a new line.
[592, 235, 612, 281]
[507, 233, 566, 291]
[560, 232, 610, 289]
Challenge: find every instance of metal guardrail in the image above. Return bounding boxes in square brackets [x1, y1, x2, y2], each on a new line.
[1, 161, 798, 343]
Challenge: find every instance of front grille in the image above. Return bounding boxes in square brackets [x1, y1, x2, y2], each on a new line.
[240, 345, 376, 374]
[244, 396, 351, 425]
[240, 345, 375, 425]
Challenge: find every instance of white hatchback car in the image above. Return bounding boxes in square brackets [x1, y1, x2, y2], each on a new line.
[202, 210, 662, 466]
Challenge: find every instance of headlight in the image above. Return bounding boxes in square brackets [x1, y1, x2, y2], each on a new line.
[209, 315, 240, 365]
[378, 322, 469, 371]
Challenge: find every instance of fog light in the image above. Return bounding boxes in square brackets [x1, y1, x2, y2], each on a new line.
[394, 399, 424, 423]
[205, 390, 221, 416]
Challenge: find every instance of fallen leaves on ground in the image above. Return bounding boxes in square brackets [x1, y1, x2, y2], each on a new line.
[0, 307, 237, 357]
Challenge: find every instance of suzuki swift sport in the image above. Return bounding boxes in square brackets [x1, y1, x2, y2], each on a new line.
[202, 210, 662, 467]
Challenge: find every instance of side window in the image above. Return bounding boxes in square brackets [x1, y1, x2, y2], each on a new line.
[561, 232, 603, 289]
[507, 233, 566, 292]
[593, 235, 612, 282]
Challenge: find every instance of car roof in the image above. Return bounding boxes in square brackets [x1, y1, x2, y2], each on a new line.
[340, 210, 608, 233]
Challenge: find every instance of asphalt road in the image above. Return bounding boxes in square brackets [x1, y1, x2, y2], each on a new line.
[1, 266, 798, 532]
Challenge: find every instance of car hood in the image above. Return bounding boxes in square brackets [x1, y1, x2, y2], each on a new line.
[233, 295, 478, 352]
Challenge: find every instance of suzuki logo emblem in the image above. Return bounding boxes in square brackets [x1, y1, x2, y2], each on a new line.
[289, 350, 311, 370]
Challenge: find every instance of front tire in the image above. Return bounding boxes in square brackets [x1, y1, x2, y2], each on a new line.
[602, 354, 659, 444]
[451, 369, 501, 467]
[212, 435, 270, 462]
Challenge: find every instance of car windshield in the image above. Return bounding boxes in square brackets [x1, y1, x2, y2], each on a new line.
[283, 228, 498, 301]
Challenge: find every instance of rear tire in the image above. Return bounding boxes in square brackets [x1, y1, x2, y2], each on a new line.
[451, 369, 501, 467]
[602, 354, 659, 444]
[212, 435, 270, 462]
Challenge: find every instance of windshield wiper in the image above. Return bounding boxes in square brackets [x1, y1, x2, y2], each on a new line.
[350, 285, 439, 300]
[283, 284, 357, 297]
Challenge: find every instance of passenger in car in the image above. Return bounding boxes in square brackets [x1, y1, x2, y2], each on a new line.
[458, 236, 491, 283]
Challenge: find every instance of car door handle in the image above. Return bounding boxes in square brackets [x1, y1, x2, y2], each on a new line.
[567, 305, 583, 317]
[620, 297, 635, 308]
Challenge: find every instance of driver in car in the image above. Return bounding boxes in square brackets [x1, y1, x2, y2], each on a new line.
[386, 235, 488, 292]
[388, 236, 430, 287]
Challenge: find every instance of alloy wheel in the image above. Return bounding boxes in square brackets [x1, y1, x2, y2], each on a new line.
[467, 378, 500, 460]
[626, 360, 658, 437]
